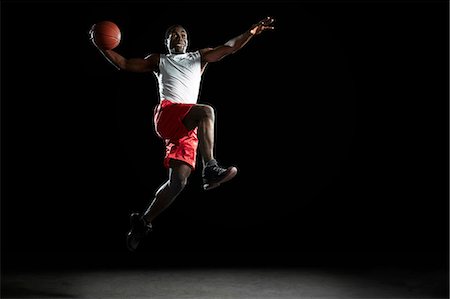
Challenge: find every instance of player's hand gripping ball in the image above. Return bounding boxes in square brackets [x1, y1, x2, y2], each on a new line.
[89, 21, 121, 50]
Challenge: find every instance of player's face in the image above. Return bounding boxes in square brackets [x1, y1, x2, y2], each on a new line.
[166, 26, 188, 54]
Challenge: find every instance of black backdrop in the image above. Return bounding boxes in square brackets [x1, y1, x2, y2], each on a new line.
[2, 1, 448, 269]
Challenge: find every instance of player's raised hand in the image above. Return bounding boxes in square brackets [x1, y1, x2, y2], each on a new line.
[250, 17, 275, 36]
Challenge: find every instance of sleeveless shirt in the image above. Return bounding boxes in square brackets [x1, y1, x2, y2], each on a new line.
[156, 51, 202, 104]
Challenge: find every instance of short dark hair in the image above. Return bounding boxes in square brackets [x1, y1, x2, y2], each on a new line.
[164, 24, 187, 40]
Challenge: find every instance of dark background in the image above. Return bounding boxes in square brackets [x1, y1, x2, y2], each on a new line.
[2, 0, 448, 270]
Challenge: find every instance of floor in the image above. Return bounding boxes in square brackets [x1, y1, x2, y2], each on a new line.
[2, 265, 448, 298]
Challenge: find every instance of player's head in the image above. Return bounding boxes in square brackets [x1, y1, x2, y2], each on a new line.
[165, 24, 188, 54]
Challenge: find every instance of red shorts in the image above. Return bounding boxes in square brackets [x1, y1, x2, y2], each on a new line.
[153, 99, 198, 170]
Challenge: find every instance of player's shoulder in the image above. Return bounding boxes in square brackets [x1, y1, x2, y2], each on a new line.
[143, 53, 161, 72]
[144, 53, 161, 60]
[197, 48, 213, 61]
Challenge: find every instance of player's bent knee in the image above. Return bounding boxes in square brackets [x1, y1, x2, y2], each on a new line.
[201, 105, 215, 121]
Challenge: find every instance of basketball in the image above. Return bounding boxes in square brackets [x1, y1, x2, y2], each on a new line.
[92, 21, 121, 50]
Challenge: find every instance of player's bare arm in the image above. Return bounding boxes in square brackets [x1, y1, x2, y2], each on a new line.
[102, 51, 159, 72]
[106, 51, 159, 72]
[89, 26, 159, 72]
[200, 17, 275, 64]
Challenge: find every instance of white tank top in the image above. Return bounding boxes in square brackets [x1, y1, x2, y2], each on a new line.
[156, 51, 202, 104]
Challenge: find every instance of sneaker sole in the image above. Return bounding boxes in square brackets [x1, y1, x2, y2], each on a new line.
[203, 166, 238, 191]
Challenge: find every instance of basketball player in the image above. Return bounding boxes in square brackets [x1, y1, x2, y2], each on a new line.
[89, 17, 275, 252]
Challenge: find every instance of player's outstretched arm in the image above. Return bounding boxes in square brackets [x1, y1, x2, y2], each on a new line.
[89, 25, 158, 72]
[201, 17, 275, 63]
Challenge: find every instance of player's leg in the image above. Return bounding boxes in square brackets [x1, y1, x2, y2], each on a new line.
[182, 104, 215, 165]
[126, 159, 191, 252]
[183, 104, 237, 190]
[142, 159, 192, 224]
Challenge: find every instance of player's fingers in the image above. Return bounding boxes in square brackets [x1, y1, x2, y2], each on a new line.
[257, 17, 268, 25]
[261, 17, 274, 25]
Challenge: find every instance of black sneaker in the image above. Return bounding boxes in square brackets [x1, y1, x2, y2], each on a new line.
[202, 161, 238, 190]
[126, 213, 152, 252]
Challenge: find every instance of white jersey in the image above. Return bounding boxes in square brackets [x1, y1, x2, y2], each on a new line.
[156, 51, 202, 104]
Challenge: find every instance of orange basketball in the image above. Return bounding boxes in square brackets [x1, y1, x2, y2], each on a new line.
[92, 21, 121, 50]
